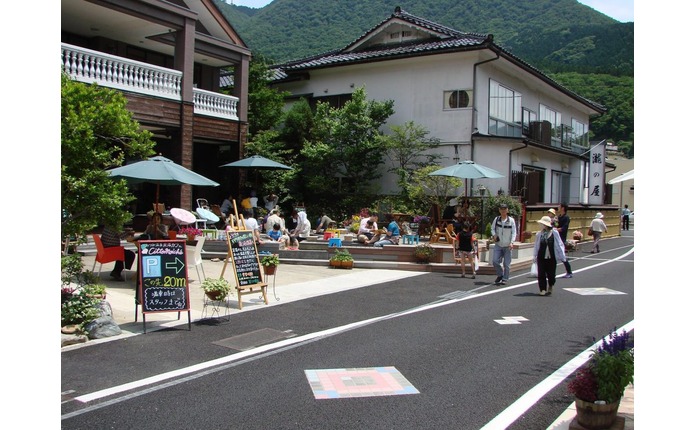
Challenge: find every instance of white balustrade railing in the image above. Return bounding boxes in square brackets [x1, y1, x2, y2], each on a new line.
[61, 43, 239, 120]
[62, 43, 181, 100]
[193, 87, 238, 120]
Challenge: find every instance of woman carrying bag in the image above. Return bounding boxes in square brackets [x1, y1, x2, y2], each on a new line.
[532, 216, 567, 296]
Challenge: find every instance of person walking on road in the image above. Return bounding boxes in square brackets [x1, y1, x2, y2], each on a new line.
[556, 203, 573, 278]
[454, 222, 476, 278]
[621, 204, 631, 231]
[533, 216, 567, 296]
[491, 203, 517, 285]
[589, 212, 608, 253]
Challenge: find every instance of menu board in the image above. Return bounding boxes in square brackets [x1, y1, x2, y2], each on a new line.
[226, 230, 263, 287]
[137, 240, 190, 314]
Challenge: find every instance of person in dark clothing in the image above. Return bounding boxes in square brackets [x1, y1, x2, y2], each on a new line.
[454, 222, 476, 278]
[533, 216, 567, 296]
[100, 225, 136, 281]
[556, 203, 573, 278]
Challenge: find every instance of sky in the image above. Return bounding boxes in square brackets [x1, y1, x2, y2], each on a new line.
[230, 0, 634, 22]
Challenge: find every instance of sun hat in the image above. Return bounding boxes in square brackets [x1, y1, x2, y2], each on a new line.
[537, 216, 553, 228]
[595, 212, 604, 219]
[547, 208, 556, 216]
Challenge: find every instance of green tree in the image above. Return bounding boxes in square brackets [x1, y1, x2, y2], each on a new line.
[247, 56, 289, 137]
[407, 165, 463, 217]
[243, 129, 297, 199]
[61, 73, 155, 240]
[382, 121, 443, 197]
[301, 86, 394, 201]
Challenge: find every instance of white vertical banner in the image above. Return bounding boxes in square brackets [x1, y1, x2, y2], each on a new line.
[588, 141, 606, 205]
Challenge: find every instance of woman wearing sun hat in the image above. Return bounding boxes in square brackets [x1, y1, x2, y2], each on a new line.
[533, 216, 567, 296]
[589, 212, 608, 253]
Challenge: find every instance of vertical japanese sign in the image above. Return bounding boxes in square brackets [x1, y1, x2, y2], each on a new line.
[138, 240, 190, 314]
[588, 141, 606, 205]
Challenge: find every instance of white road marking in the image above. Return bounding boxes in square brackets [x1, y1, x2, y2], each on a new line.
[71, 247, 634, 427]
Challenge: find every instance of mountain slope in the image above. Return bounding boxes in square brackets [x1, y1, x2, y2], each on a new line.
[214, 0, 633, 75]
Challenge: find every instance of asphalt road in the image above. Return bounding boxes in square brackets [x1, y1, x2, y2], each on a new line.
[61, 234, 634, 429]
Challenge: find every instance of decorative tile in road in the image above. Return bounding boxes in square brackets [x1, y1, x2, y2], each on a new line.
[305, 367, 419, 399]
[564, 287, 627, 295]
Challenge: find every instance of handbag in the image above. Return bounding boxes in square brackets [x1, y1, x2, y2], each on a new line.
[474, 255, 480, 271]
[587, 228, 594, 236]
[530, 262, 538, 277]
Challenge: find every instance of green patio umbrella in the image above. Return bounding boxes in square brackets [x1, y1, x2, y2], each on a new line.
[107, 155, 219, 231]
[219, 155, 292, 170]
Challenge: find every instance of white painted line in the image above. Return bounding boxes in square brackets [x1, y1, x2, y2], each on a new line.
[75, 249, 634, 405]
[480, 320, 634, 430]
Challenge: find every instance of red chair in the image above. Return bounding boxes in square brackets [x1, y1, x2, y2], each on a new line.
[92, 234, 127, 280]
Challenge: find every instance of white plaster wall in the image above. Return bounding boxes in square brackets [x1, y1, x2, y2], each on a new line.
[274, 51, 596, 198]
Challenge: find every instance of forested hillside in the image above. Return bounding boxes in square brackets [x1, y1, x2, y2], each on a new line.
[216, 0, 633, 148]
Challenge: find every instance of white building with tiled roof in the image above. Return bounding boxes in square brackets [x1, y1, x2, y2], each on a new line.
[271, 7, 607, 205]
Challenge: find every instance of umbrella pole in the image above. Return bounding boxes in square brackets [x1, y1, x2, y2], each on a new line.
[155, 183, 160, 236]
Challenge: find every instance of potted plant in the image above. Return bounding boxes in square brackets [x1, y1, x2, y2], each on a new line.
[82, 283, 107, 299]
[329, 249, 354, 269]
[261, 254, 280, 275]
[201, 277, 232, 301]
[567, 328, 634, 429]
[61, 294, 102, 334]
[413, 243, 435, 263]
[180, 227, 202, 241]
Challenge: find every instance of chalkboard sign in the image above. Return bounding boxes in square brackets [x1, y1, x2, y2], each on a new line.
[226, 230, 264, 287]
[137, 240, 190, 314]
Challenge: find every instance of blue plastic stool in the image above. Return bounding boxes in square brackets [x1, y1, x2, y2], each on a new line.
[402, 234, 419, 245]
[328, 238, 342, 247]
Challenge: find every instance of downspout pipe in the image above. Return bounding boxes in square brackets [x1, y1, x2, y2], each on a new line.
[470, 36, 499, 194]
[508, 141, 528, 192]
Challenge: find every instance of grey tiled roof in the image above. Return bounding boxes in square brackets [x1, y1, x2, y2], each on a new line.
[271, 7, 605, 113]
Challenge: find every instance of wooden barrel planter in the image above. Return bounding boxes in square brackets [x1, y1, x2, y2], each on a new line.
[574, 398, 620, 429]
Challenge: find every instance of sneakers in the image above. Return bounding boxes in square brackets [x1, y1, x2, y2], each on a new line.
[539, 290, 546, 296]
[471, 274, 476, 279]
[461, 274, 466, 278]
[547, 285, 553, 295]
[563, 273, 573, 278]
[500, 279, 507, 285]
[495, 276, 503, 284]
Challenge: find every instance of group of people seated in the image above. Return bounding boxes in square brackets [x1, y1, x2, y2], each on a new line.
[356, 211, 401, 247]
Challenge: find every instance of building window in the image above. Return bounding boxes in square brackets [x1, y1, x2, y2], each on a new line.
[444, 90, 473, 109]
[539, 104, 562, 143]
[522, 108, 537, 136]
[489, 80, 522, 138]
[571, 119, 589, 148]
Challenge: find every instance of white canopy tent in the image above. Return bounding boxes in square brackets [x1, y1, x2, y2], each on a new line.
[608, 169, 634, 184]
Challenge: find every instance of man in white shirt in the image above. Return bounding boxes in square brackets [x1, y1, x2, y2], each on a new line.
[491, 203, 517, 285]
[243, 209, 262, 243]
[357, 212, 381, 244]
[264, 208, 285, 233]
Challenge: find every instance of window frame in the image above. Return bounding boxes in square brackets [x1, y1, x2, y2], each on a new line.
[488, 79, 522, 138]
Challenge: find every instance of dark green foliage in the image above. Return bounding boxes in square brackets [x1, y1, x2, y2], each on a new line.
[61, 74, 156, 239]
[551, 72, 634, 152]
[215, 0, 632, 76]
